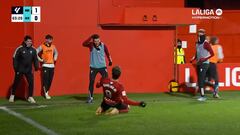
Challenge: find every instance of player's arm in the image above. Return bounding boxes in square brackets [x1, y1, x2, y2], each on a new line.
[190, 52, 197, 63]
[36, 45, 44, 62]
[217, 46, 224, 63]
[82, 36, 93, 48]
[13, 47, 21, 72]
[199, 42, 214, 62]
[122, 94, 141, 106]
[104, 45, 112, 66]
[121, 89, 146, 107]
[53, 47, 58, 61]
[33, 49, 39, 71]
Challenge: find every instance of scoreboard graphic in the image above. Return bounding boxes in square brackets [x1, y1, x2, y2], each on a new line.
[11, 6, 41, 22]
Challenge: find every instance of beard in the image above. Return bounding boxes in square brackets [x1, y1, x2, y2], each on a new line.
[198, 35, 206, 44]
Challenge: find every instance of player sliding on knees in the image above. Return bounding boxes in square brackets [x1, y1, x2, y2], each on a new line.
[95, 66, 146, 116]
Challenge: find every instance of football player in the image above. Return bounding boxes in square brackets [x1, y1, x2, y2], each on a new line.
[95, 66, 146, 115]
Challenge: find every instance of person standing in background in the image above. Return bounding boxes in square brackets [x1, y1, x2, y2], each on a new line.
[175, 39, 186, 64]
[37, 34, 58, 99]
[9, 35, 39, 103]
[206, 36, 224, 98]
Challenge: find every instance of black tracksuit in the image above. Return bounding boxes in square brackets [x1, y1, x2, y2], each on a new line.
[11, 44, 39, 97]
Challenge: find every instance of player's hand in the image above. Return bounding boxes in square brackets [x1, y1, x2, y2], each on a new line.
[190, 56, 196, 63]
[109, 61, 112, 66]
[40, 59, 46, 63]
[190, 59, 195, 63]
[96, 81, 101, 88]
[139, 101, 146, 107]
[39, 58, 43, 62]
[199, 58, 206, 63]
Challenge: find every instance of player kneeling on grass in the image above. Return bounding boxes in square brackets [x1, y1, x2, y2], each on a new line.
[95, 66, 146, 115]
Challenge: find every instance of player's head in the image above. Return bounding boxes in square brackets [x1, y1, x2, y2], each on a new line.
[112, 66, 121, 80]
[23, 35, 32, 47]
[198, 29, 206, 36]
[92, 34, 100, 46]
[45, 34, 53, 45]
[206, 36, 211, 43]
[198, 29, 206, 43]
[177, 39, 182, 48]
[210, 36, 219, 45]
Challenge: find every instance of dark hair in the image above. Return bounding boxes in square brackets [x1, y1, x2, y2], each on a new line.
[24, 35, 32, 41]
[45, 34, 53, 39]
[210, 36, 218, 45]
[112, 66, 121, 80]
[92, 34, 100, 39]
[177, 39, 182, 43]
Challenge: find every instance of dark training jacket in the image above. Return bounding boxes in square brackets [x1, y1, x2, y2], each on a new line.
[13, 44, 39, 73]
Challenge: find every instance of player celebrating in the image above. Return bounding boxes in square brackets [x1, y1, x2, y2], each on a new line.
[190, 29, 214, 101]
[95, 66, 146, 115]
[83, 34, 113, 103]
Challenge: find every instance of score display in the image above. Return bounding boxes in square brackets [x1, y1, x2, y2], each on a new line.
[11, 6, 41, 22]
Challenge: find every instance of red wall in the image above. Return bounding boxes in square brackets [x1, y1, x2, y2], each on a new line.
[1, 0, 240, 98]
[0, 0, 182, 98]
[0, 1, 24, 97]
[32, 0, 176, 96]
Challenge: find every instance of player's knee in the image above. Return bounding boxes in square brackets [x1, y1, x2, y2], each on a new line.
[105, 108, 119, 115]
[95, 107, 103, 115]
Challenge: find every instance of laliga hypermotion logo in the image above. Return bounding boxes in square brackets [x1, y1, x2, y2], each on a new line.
[192, 8, 223, 20]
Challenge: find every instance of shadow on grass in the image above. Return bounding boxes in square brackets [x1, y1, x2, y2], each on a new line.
[70, 96, 89, 101]
[164, 92, 195, 99]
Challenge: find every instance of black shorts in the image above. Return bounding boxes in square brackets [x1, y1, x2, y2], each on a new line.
[101, 101, 128, 112]
[197, 63, 209, 88]
[206, 62, 219, 83]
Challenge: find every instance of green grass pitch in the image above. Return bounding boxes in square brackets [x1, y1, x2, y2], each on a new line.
[1, 91, 240, 135]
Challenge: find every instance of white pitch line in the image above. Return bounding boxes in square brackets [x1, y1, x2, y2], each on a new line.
[6, 105, 48, 110]
[0, 106, 59, 135]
